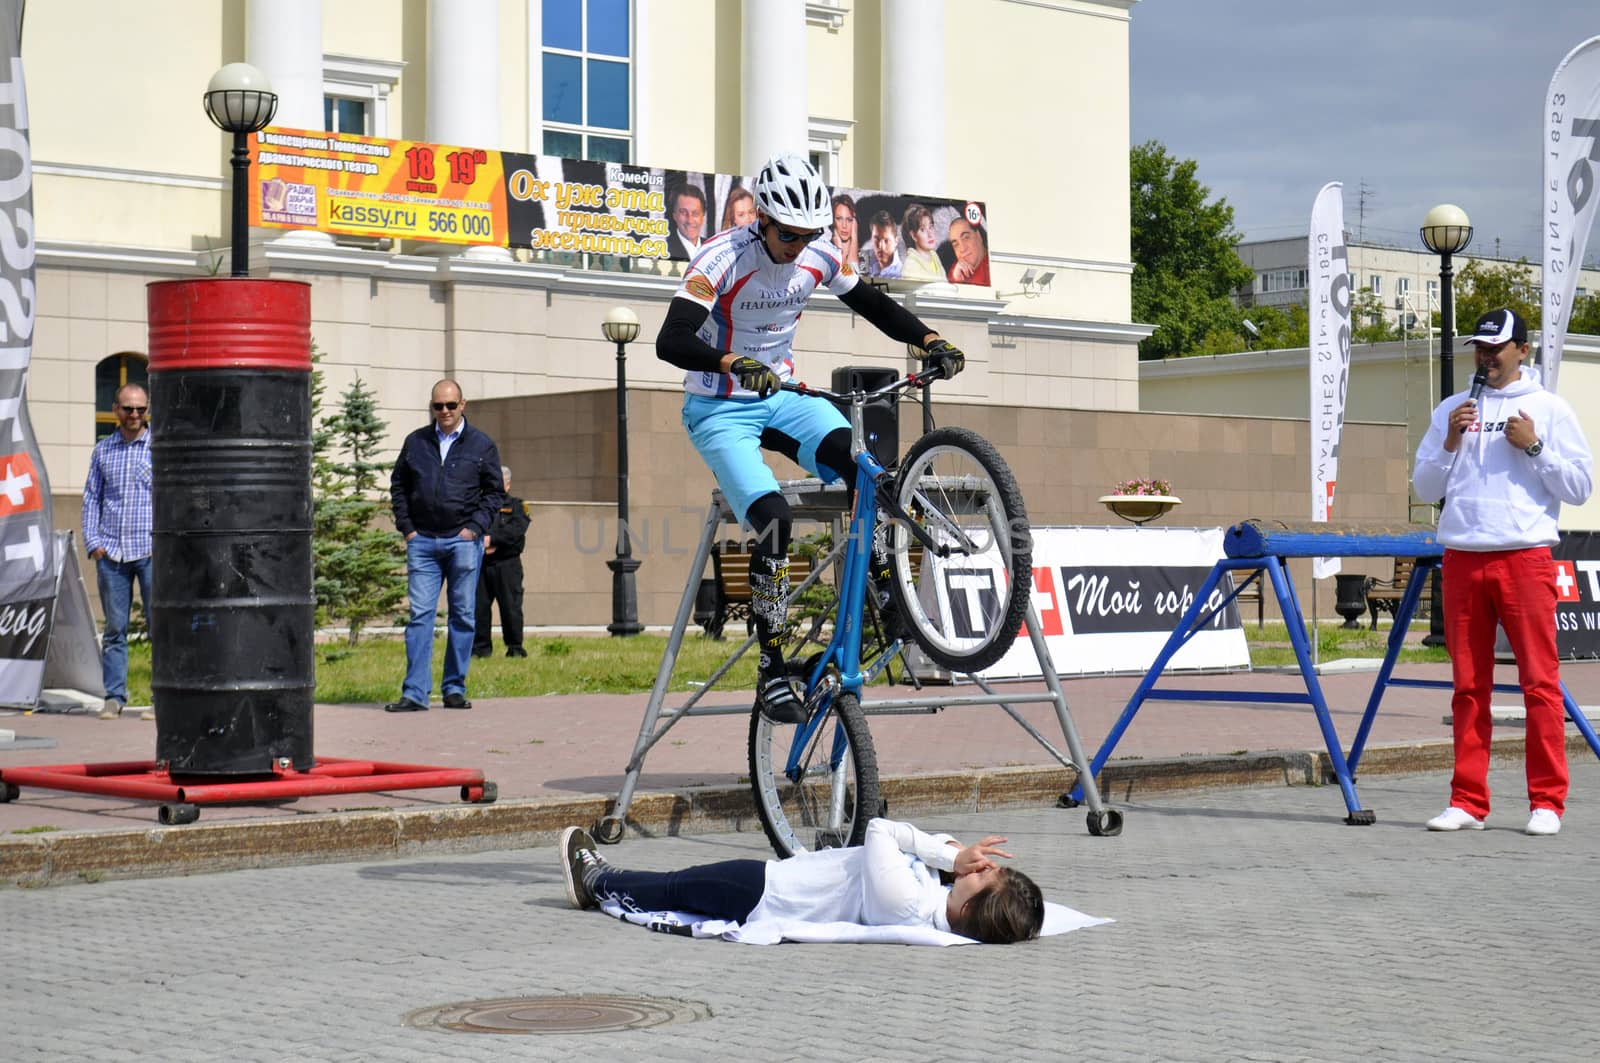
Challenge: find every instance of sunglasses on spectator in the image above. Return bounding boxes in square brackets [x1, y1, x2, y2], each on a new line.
[119, 405, 147, 414]
[431, 401, 461, 411]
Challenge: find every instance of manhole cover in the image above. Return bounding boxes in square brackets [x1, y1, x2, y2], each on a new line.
[403, 994, 711, 1035]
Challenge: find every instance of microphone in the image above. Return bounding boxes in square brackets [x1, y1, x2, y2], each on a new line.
[1468, 368, 1488, 403]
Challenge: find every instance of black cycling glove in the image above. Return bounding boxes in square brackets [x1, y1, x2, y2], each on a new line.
[924, 339, 965, 380]
[729, 356, 781, 398]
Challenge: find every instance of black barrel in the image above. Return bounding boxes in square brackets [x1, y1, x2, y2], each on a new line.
[146, 279, 315, 776]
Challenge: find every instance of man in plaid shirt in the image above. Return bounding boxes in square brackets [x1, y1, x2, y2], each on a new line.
[82, 384, 153, 720]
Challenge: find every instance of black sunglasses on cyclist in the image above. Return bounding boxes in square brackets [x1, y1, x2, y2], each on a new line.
[431, 401, 461, 411]
[769, 224, 822, 244]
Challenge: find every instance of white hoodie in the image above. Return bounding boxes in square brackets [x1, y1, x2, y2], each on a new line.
[1413, 365, 1593, 550]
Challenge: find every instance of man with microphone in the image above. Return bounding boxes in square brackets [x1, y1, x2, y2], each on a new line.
[1413, 308, 1593, 836]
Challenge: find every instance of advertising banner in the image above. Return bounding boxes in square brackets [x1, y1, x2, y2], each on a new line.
[0, 1, 59, 707]
[250, 126, 509, 245]
[826, 187, 990, 286]
[1308, 182, 1350, 580]
[1554, 531, 1600, 659]
[915, 526, 1250, 680]
[1540, 36, 1600, 393]
[250, 126, 990, 283]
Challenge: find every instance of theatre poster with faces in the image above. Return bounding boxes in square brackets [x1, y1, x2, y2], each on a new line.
[250, 126, 990, 285]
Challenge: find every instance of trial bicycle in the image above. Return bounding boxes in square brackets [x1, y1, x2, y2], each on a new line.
[749, 364, 1033, 857]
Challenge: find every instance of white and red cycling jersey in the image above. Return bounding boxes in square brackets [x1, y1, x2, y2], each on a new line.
[672, 223, 861, 398]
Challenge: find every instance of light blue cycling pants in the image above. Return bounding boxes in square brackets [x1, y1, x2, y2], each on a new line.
[682, 391, 850, 525]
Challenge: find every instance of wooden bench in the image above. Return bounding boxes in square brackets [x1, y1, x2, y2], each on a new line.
[1365, 556, 1419, 630]
[1229, 565, 1266, 628]
[701, 543, 815, 640]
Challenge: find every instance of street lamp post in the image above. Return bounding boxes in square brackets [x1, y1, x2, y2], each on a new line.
[602, 306, 644, 636]
[204, 63, 278, 278]
[1419, 203, 1473, 648]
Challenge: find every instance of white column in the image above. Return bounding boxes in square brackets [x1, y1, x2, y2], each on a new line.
[247, 0, 323, 129]
[881, 0, 945, 195]
[741, 0, 808, 174]
[247, 0, 330, 247]
[428, 0, 511, 260]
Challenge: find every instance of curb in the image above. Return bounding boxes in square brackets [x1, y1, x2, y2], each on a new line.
[2, 734, 1582, 888]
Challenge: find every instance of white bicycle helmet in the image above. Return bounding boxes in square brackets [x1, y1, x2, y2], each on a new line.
[751, 153, 832, 229]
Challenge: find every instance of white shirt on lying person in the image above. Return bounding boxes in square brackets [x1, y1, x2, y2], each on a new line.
[744, 818, 958, 932]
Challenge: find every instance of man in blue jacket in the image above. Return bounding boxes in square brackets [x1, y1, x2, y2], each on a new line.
[386, 379, 506, 712]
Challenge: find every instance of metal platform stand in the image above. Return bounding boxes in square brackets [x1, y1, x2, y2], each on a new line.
[598, 479, 1120, 844]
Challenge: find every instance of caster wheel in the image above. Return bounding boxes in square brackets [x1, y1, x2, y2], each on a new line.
[463, 781, 498, 803]
[1056, 792, 1081, 809]
[0, 781, 18, 803]
[1086, 809, 1123, 837]
[159, 803, 200, 825]
[593, 816, 625, 844]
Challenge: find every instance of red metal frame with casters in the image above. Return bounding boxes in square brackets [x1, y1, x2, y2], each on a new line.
[0, 757, 497, 825]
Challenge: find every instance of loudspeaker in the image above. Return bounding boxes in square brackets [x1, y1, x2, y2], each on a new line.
[830, 365, 900, 466]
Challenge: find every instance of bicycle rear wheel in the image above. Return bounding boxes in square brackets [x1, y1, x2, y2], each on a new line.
[748, 692, 880, 858]
[884, 426, 1031, 673]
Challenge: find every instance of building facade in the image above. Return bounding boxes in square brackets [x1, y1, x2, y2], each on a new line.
[29, 0, 1146, 514]
[1236, 235, 1600, 334]
[1138, 332, 1600, 531]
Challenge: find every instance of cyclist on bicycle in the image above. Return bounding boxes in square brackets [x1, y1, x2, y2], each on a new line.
[656, 153, 966, 725]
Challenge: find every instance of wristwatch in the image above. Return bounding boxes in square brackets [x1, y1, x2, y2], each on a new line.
[1525, 439, 1544, 457]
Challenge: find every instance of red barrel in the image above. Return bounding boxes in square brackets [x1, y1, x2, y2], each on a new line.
[146, 279, 315, 776]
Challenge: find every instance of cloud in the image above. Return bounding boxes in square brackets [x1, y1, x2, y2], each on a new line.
[1131, 0, 1598, 261]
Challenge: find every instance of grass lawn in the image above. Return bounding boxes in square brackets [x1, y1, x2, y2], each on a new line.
[1244, 619, 1449, 669]
[118, 614, 1444, 706]
[122, 632, 760, 706]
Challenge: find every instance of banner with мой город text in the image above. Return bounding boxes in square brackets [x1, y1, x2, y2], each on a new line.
[920, 526, 1250, 681]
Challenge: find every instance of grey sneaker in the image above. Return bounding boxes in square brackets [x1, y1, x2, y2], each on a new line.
[560, 826, 600, 910]
[98, 698, 123, 720]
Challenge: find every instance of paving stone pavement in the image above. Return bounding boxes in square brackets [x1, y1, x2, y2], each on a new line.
[7, 759, 1599, 1062]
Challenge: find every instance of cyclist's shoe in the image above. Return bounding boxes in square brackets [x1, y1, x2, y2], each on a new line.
[756, 673, 807, 725]
[560, 825, 604, 910]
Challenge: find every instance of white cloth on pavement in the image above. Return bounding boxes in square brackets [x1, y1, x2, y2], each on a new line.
[597, 897, 1112, 946]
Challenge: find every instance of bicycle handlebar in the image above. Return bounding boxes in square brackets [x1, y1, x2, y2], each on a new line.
[779, 363, 948, 404]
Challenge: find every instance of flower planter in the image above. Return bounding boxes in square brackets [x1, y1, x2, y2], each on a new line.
[1098, 494, 1182, 526]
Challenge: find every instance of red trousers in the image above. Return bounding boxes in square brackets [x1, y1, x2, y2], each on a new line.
[1442, 547, 1567, 816]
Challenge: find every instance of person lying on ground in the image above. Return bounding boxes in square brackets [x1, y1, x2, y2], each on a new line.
[559, 817, 1043, 944]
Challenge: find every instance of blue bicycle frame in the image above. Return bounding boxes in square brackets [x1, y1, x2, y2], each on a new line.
[779, 384, 912, 786]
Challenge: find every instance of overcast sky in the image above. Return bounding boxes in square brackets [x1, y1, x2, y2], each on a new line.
[1130, 0, 1598, 263]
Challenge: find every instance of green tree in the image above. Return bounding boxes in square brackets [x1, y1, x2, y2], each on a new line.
[313, 372, 406, 645]
[1350, 287, 1397, 345]
[1450, 258, 1540, 331]
[1563, 290, 1600, 335]
[1130, 141, 1254, 360]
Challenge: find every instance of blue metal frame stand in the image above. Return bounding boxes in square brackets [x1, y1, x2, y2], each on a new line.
[1067, 545, 1600, 825]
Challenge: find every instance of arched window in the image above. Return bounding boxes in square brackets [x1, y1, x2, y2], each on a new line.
[95, 352, 149, 440]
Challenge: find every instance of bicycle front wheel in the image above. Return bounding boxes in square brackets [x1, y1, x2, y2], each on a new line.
[885, 426, 1032, 673]
[748, 692, 881, 858]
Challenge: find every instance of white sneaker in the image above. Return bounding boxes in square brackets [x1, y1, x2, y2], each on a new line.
[1426, 807, 1485, 831]
[1526, 809, 1561, 836]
